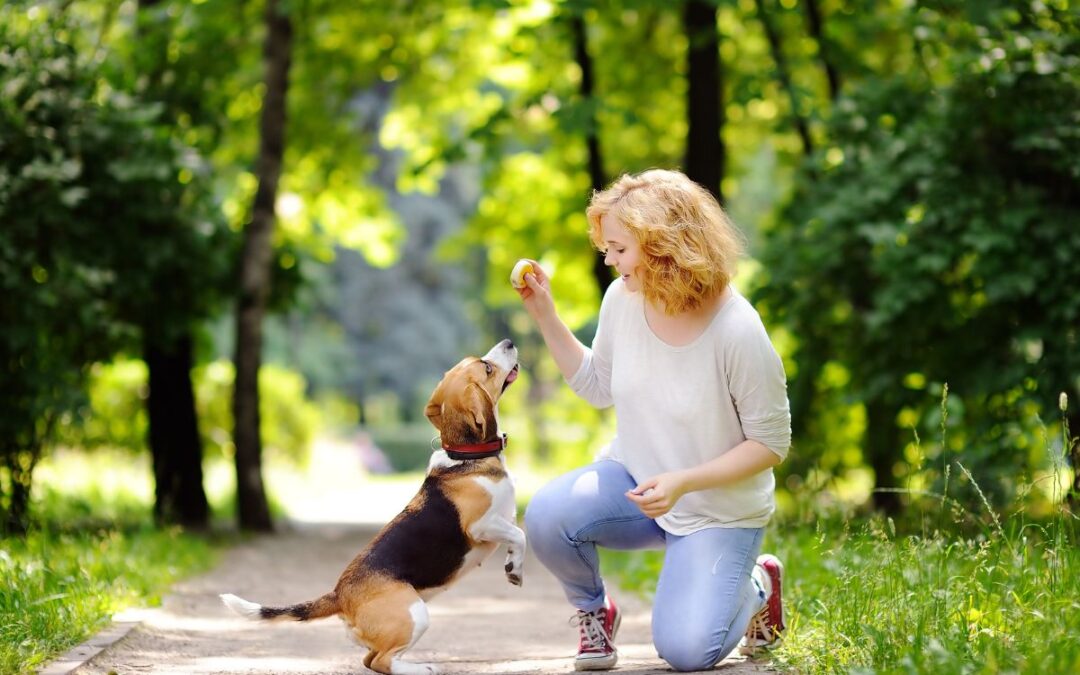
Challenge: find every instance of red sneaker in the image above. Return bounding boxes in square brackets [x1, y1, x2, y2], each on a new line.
[739, 554, 785, 655]
[571, 594, 621, 671]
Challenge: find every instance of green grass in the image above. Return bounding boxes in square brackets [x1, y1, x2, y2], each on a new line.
[604, 503, 1080, 674]
[766, 515, 1079, 674]
[0, 523, 217, 674]
[0, 469, 221, 674]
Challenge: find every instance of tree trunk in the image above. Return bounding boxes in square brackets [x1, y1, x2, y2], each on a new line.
[135, 0, 210, 530]
[802, 0, 842, 101]
[1, 412, 50, 536]
[570, 15, 612, 302]
[1, 450, 34, 536]
[754, 0, 814, 156]
[866, 398, 902, 514]
[145, 334, 210, 528]
[233, 0, 292, 532]
[682, 0, 725, 203]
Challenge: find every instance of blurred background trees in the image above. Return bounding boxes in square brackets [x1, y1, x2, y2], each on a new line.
[1, 0, 1076, 535]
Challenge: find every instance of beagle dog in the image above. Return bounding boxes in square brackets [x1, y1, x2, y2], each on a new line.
[220, 339, 525, 675]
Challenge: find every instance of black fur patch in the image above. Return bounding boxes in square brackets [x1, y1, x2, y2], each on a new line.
[361, 478, 471, 590]
[261, 603, 308, 620]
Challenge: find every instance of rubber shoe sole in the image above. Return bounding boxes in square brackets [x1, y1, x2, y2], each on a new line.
[574, 651, 618, 671]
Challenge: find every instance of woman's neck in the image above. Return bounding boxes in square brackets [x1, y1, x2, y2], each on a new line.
[644, 286, 730, 347]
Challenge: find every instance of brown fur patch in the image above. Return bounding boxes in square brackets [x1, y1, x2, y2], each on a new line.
[338, 576, 423, 674]
[441, 475, 496, 542]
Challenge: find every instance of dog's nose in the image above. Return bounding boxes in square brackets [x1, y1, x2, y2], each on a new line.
[505, 339, 515, 350]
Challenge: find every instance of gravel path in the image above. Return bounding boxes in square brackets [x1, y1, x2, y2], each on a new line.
[74, 518, 777, 674]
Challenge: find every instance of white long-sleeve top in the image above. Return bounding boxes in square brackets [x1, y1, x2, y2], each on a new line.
[567, 278, 791, 533]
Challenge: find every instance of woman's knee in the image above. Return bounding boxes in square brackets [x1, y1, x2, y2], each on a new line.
[524, 481, 570, 543]
[524, 466, 599, 535]
[654, 627, 724, 673]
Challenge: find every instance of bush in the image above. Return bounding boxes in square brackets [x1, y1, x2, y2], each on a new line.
[55, 360, 149, 453]
[368, 425, 438, 472]
[196, 360, 321, 466]
[55, 358, 322, 466]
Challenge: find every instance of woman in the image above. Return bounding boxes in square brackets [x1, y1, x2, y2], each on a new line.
[515, 169, 790, 672]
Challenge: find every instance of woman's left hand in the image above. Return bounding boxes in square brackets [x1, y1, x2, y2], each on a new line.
[626, 472, 688, 519]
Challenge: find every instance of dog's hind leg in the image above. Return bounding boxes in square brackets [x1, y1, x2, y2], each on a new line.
[358, 588, 437, 675]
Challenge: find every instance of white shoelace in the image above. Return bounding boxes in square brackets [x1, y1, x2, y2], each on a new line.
[570, 610, 609, 651]
[744, 607, 774, 644]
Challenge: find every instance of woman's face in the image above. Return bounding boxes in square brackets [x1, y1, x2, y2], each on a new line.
[601, 213, 643, 293]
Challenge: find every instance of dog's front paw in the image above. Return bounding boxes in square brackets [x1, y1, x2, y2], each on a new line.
[504, 555, 524, 586]
[505, 563, 523, 586]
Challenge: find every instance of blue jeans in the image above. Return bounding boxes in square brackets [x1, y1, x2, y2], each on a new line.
[524, 460, 766, 672]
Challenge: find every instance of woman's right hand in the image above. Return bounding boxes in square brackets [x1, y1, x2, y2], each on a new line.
[514, 259, 586, 381]
[514, 259, 555, 322]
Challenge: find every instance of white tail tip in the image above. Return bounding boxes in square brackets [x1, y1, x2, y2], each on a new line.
[220, 593, 262, 620]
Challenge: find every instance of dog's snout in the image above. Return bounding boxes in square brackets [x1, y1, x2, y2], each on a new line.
[483, 339, 518, 370]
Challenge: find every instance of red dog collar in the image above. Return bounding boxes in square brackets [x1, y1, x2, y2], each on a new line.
[443, 433, 507, 460]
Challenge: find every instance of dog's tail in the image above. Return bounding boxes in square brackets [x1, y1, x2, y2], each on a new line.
[219, 591, 340, 622]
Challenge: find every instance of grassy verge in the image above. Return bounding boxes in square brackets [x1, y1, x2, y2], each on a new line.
[1, 462, 221, 675]
[604, 506, 1079, 674]
[0, 522, 217, 674]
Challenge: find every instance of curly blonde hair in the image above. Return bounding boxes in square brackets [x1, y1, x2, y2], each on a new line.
[586, 169, 745, 315]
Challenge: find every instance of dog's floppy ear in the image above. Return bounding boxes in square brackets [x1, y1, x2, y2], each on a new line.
[441, 384, 496, 445]
[425, 400, 442, 425]
[425, 384, 445, 428]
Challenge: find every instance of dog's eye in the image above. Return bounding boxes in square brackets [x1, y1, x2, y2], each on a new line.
[483, 362, 493, 375]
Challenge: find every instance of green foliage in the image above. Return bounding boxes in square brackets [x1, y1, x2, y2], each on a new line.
[0, 511, 217, 675]
[54, 360, 149, 453]
[54, 359, 321, 466]
[754, 3, 1080, 502]
[369, 424, 438, 472]
[195, 360, 321, 466]
[0, 4, 233, 531]
[0, 5, 116, 531]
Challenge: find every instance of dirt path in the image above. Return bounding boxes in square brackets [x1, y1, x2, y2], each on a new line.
[68, 440, 780, 674]
[74, 517, 777, 675]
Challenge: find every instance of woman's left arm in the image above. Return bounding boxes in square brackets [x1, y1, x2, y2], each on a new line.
[625, 440, 780, 519]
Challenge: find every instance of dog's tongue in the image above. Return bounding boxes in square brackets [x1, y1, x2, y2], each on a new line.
[506, 366, 519, 384]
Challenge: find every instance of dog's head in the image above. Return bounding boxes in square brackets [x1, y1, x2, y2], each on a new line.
[425, 339, 519, 447]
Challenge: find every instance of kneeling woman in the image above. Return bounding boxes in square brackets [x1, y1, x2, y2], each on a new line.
[515, 169, 790, 672]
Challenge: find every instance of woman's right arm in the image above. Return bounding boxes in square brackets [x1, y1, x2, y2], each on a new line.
[516, 263, 586, 381]
[516, 261, 615, 408]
